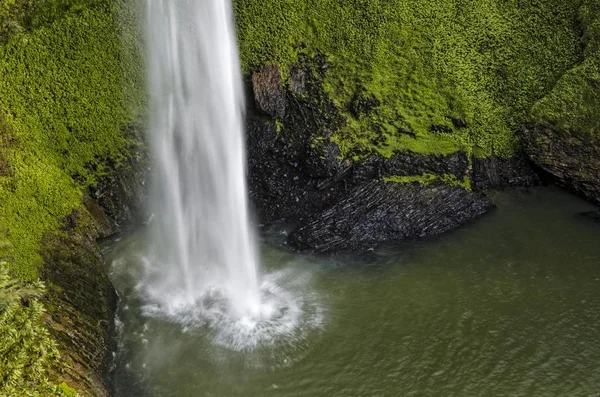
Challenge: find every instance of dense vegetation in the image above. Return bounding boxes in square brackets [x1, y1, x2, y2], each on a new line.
[531, 0, 600, 137]
[1, 0, 143, 393]
[234, 0, 588, 159]
[0, 0, 144, 279]
[0, 260, 77, 396]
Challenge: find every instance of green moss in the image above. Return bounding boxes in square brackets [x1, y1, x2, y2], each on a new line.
[384, 173, 471, 190]
[0, 1, 144, 279]
[531, 0, 600, 137]
[234, 0, 583, 159]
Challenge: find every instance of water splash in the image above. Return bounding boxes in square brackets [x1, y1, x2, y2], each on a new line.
[145, 0, 260, 323]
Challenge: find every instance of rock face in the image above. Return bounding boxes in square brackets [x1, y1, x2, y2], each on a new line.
[522, 123, 600, 205]
[288, 182, 494, 253]
[90, 123, 151, 233]
[42, 209, 117, 397]
[471, 152, 541, 190]
[41, 126, 150, 396]
[246, 60, 535, 251]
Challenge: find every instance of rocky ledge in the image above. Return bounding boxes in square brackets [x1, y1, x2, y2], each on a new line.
[246, 62, 538, 251]
[288, 182, 494, 253]
[522, 123, 600, 206]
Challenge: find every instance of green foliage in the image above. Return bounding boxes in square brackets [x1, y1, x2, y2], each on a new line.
[0, 261, 43, 311]
[0, 0, 105, 38]
[0, 262, 78, 396]
[384, 173, 471, 190]
[234, 0, 582, 159]
[531, 0, 600, 137]
[0, 1, 144, 279]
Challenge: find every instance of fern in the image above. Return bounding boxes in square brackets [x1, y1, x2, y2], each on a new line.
[0, 261, 79, 396]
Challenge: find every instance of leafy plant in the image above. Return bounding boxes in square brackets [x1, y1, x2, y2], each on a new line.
[0, 261, 78, 396]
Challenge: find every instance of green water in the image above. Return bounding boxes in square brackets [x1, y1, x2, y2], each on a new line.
[107, 187, 600, 396]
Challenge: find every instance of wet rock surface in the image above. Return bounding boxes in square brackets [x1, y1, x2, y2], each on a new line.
[251, 65, 287, 118]
[522, 123, 600, 205]
[42, 209, 118, 397]
[90, 123, 150, 235]
[246, 60, 540, 251]
[471, 152, 542, 190]
[288, 182, 494, 253]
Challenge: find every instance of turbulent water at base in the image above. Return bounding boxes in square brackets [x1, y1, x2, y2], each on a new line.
[108, 187, 600, 396]
[143, 0, 308, 348]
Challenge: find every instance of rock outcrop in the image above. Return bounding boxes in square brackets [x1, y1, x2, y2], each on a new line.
[90, 123, 151, 233]
[42, 209, 117, 397]
[246, 61, 511, 251]
[41, 126, 149, 396]
[521, 123, 600, 205]
[288, 182, 493, 252]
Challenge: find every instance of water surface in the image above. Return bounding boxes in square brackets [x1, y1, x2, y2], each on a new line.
[107, 187, 600, 396]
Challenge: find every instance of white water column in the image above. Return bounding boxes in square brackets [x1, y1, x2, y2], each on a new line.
[145, 0, 261, 318]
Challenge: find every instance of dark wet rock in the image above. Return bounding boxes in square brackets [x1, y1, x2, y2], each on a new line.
[351, 151, 469, 185]
[246, 60, 351, 224]
[288, 181, 494, 253]
[42, 209, 117, 397]
[251, 65, 287, 118]
[246, 115, 348, 224]
[471, 152, 542, 190]
[90, 123, 150, 236]
[289, 66, 307, 96]
[521, 123, 600, 205]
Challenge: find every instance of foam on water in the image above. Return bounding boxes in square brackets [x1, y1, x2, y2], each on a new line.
[139, 265, 324, 351]
[143, 0, 318, 350]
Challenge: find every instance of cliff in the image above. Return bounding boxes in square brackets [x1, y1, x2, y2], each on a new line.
[0, 0, 146, 395]
[0, 0, 598, 395]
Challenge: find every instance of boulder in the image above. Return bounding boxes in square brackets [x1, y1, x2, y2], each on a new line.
[251, 65, 287, 118]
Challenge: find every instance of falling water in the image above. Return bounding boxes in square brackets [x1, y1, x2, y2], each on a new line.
[145, 0, 261, 320]
[139, 0, 322, 351]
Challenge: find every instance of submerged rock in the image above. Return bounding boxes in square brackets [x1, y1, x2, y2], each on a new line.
[522, 123, 600, 205]
[288, 182, 494, 253]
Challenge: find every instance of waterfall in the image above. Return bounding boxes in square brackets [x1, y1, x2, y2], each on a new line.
[145, 0, 261, 320]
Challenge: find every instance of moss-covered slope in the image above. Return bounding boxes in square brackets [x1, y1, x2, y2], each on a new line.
[0, 0, 144, 394]
[0, 0, 144, 280]
[234, 0, 583, 159]
[531, 0, 600, 136]
[521, 0, 600, 205]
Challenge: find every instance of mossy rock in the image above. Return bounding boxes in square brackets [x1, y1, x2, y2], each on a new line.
[234, 0, 583, 159]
